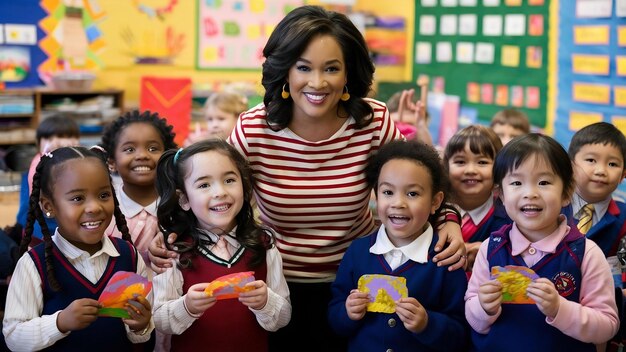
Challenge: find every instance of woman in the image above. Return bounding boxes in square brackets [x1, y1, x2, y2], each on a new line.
[150, 6, 466, 351]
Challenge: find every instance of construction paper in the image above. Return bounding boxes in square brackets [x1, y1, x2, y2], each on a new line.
[204, 271, 255, 300]
[358, 274, 408, 314]
[98, 271, 152, 318]
[491, 265, 538, 304]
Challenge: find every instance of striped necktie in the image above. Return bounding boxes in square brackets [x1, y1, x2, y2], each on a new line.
[577, 203, 594, 235]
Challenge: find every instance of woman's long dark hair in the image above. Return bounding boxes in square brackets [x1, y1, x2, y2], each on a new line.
[156, 140, 269, 268]
[261, 5, 376, 130]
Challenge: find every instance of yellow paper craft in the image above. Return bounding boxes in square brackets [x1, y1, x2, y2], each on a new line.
[98, 271, 152, 318]
[491, 265, 538, 304]
[204, 271, 255, 300]
[357, 274, 408, 314]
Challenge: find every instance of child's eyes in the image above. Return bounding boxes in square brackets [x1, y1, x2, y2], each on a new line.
[453, 160, 465, 165]
[123, 147, 135, 153]
[100, 192, 112, 200]
[538, 180, 551, 186]
[148, 146, 162, 152]
[584, 158, 596, 163]
[69, 196, 83, 202]
[478, 160, 492, 165]
[197, 183, 209, 189]
[381, 190, 393, 196]
[609, 162, 621, 168]
[225, 178, 237, 184]
[325, 66, 340, 72]
[407, 191, 419, 197]
[509, 181, 522, 186]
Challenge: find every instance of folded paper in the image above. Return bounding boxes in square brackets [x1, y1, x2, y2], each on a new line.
[204, 271, 255, 300]
[491, 265, 538, 304]
[358, 274, 408, 314]
[98, 271, 152, 318]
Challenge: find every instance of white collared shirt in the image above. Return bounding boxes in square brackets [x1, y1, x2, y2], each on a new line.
[3, 231, 153, 351]
[369, 223, 433, 270]
[457, 195, 494, 226]
[572, 193, 610, 226]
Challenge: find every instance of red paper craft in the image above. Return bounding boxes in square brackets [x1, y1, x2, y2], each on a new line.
[98, 271, 152, 318]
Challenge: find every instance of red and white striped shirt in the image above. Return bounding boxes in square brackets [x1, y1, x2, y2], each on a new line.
[230, 98, 401, 282]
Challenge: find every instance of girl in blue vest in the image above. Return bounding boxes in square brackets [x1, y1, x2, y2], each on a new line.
[152, 140, 291, 352]
[465, 134, 619, 351]
[2, 146, 153, 351]
[329, 140, 469, 352]
[443, 125, 509, 272]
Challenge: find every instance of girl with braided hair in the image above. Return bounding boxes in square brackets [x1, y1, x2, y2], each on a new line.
[2, 146, 153, 351]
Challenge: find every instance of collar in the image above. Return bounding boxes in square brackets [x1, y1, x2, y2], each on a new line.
[53, 229, 120, 260]
[115, 183, 158, 218]
[572, 192, 610, 220]
[510, 214, 570, 256]
[458, 196, 494, 224]
[370, 224, 433, 264]
[197, 227, 240, 248]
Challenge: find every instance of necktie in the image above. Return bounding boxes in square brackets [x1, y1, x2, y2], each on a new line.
[212, 236, 231, 260]
[461, 213, 478, 242]
[577, 203, 594, 235]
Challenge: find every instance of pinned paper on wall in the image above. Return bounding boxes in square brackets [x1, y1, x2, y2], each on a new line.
[483, 15, 503, 36]
[481, 83, 493, 104]
[415, 42, 432, 64]
[528, 15, 544, 36]
[511, 86, 524, 107]
[529, 0, 545, 4]
[420, 15, 437, 35]
[574, 25, 610, 45]
[615, 86, 626, 107]
[504, 14, 526, 36]
[483, 0, 500, 6]
[467, 82, 480, 103]
[576, 0, 613, 18]
[475, 42, 495, 64]
[617, 56, 626, 76]
[0, 25, 3, 44]
[570, 111, 604, 130]
[612, 117, 626, 135]
[572, 54, 610, 75]
[573, 82, 611, 104]
[526, 87, 540, 108]
[459, 14, 478, 35]
[616, 0, 626, 16]
[619, 27, 626, 46]
[4, 24, 37, 45]
[441, 0, 459, 6]
[460, 0, 478, 5]
[505, 0, 522, 5]
[496, 85, 509, 106]
[526, 46, 542, 68]
[421, 0, 437, 6]
[0, 46, 30, 82]
[501, 45, 520, 67]
[456, 42, 474, 63]
[436, 42, 453, 62]
[440, 15, 458, 35]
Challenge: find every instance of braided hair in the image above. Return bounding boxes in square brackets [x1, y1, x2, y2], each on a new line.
[19, 146, 132, 291]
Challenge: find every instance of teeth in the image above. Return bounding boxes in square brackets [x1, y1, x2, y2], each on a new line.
[389, 215, 409, 224]
[211, 205, 230, 211]
[133, 166, 152, 171]
[81, 221, 102, 229]
[304, 93, 325, 101]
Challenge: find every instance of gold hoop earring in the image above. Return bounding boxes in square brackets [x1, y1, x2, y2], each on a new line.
[281, 83, 290, 99]
[341, 86, 350, 101]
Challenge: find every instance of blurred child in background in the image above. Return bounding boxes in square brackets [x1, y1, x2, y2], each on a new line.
[489, 108, 530, 146]
[184, 91, 248, 146]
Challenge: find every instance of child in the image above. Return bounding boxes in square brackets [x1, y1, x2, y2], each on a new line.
[566, 122, 626, 257]
[465, 134, 619, 351]
[2, 146, 153, 351]
[328, 140, 468, 351]
[16, 115, 80, 242]
[152, 140, 291, 351]
[489, 108, 530, 146]
[443, 125, 509, 270]
[101, 110, 177, 265]
[184, 91, 248, 146]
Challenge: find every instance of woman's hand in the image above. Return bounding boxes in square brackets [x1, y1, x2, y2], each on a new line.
[239, 280, 269, 310]
[148, 231, 179, 274]
[433, 221, 467, 271]
[184, 283, 217, 316]
[123, 294, 152, 333]
[345, 289, 369, 321]
[478, 280, 502, 316]
[396, 297, 428, 333]
[527, 278, 560, 319]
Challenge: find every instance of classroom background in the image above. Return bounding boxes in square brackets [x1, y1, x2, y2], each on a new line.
[0, 0, 625, 227]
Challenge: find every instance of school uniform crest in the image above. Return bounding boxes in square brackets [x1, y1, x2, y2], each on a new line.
[552, 271, 576, 297]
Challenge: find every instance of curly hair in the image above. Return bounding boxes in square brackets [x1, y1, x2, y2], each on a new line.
[20, 146, 132, 291]
[100, 110, 177, 159]
[261, 5, 376, 130]
[156, 140, 270, 268]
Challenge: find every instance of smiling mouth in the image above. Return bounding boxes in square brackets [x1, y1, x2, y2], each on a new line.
[304, 93, 327, 103]
[521, 206, 542, 214]
[132, 166, 153, 172]
[81, 221, 103, 229]
[211, 204, 231, 212]
[388, 215, 410, 225]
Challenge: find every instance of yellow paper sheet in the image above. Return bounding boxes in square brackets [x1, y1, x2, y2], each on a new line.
[501, 45, 520, 67]
[572, 54, 610, 75]
[570, 111, 603, 130]
[615, 86, 626, 107]
[572, 82, 610, 104]
[574, 25, 610, 45]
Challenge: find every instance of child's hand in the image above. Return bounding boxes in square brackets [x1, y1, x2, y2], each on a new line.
[148, 230, 179, 274]
[465, 242, 482, 271]
[122, 294, 152, 333]
[184, 283, 217, 316]
[526, 278, 560, 319]
[239, 280, 268, 310]
[396, 297, 428, 333]
[433, 221, 467, 271]
[478, 279, 502, 316]
[57, 298, 101, 333]
[345, 289, 369, 321]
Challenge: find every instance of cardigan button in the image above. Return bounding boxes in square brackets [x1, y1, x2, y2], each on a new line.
[388, 318, 396, 327]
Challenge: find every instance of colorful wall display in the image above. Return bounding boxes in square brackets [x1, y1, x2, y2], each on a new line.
[196, 0, 303, 70]
[412, 0, 549, 127]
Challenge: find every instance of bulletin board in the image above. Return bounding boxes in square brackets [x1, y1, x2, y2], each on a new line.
[413, 0, 549, 128]
[553, 0, 626, 144]
[196, 0, 304, 70]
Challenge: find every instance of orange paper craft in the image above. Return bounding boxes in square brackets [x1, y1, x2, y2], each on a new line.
[204, 271, 255, 300]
